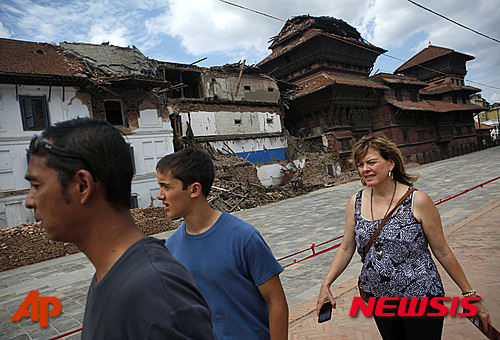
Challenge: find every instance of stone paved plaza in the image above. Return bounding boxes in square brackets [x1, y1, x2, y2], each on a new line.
[1, 146, 499, 339]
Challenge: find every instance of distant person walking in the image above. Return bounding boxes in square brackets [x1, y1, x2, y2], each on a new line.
[316, 132, 490, 339]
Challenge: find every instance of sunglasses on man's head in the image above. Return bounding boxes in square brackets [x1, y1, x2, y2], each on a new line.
[28, 134, 96, 181]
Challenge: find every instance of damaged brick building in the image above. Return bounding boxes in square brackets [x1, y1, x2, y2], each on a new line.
[158, 61, 288, 164]
[258, 15, 484, 168]
[0, 38, 292, 228]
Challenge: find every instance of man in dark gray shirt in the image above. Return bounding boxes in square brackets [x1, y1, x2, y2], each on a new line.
[25, 118, 213, 339]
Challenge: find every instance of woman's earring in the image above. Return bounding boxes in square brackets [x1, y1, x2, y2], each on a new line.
[389, 170, 393, 179]
[361, 178, 366, 185]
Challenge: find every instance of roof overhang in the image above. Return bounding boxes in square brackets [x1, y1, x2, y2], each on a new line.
[293, 73, 388, 98]
[387, 99, 485, 113]
[420, 84, 481, 95]
[0, 72, 90, 87]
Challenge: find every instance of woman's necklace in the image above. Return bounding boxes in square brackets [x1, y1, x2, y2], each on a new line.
[370, 181, 397, 260]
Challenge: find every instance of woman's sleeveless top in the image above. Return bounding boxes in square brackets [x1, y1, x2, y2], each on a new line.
[354, 187, 445, 297]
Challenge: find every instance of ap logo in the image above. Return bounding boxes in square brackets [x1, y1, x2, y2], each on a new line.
[11, 290, 61, 327]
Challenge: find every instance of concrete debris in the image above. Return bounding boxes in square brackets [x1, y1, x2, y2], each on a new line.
[208, 151, 359, 213]
[214, 154, 261, 184]
[60, 42, 158, 77]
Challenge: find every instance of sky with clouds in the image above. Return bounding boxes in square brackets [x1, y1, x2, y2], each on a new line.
[1, 0, 499, 102]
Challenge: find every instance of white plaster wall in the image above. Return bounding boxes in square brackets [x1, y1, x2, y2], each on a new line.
[203, 76, 230, 100]
[0, 84, 91, 228]
[0, 84, 90, 139]
[130, 108, 174, 175]
[130, 173, 164, 209]
[129, 111, 174, 209]
[256, 158, 307, 187]
[0, 85, 175, 228]
[125, 109, 174, 209]
[0, 89, 6, 133]
[180, 111, 282, 137]
[0, 129, 174, 228]
[201, 74, 279, 102]
[208, 136, 287, 155]
[127, 132, 174, 176]
[0, 139, 31, 191]
[256, 164, 285, 186]
[137, 109, 166, 130]
[0, 84, 91, 193]
[0, 195, 34, 229]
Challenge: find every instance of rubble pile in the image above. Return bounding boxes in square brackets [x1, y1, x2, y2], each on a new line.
[213, 154, 261, 184]
[209, 154, 298, 211]
[209, 180, 306, 212]
[0, 207, 175, 272]
[299, 152, 338, 187]
[208, 152, 359, 213]
[130, 206, 178, 235]
[0, 223, 80, 272]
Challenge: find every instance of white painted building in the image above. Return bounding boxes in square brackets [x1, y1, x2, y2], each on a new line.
[126, 110, 174, 209]
[179, 109, 287, 163]
[0, 38, 174, 228]
[0, 82, 93, 228]
[0, 82, 174, 228]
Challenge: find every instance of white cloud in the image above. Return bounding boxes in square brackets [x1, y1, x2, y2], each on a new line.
[88, 22, 130, 47]
[489, 93, 500, 103]
[0, 20, 11, 38]
[1, 0, 498, 100]
[145, 0, 373, 61]
[354, 0, 499, 101]
[358, 0, 424, 47]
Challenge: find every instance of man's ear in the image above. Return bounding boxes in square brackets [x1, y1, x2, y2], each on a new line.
[190, 182, 203, 198]
[74, 169, 95, 204]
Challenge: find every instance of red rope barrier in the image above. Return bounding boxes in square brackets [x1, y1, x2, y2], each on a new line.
[282, 243, 342, 268]
[434, 175, 500, 206]
[48, 328, 82, 340]
[277, 235, 343, 262]
[277, 176, 500, 268]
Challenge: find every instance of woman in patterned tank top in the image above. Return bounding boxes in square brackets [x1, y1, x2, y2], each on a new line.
[316, 132, 490, 339]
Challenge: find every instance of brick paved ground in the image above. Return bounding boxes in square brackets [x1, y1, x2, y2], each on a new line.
[288, 199, 500, 339]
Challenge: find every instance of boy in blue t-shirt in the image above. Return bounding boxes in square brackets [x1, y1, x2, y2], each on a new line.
[156, 148, 288, 340]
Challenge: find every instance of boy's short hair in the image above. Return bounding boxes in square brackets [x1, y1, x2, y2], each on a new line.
[36, 117, 134, 209]
[156, 148, 215, 197]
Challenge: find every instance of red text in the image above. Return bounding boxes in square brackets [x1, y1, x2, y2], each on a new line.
[11, 290, 61, 327]
[349, 296, 480, 317]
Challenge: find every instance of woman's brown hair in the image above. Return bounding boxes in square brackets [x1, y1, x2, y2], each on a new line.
[351, 132, 418, 186]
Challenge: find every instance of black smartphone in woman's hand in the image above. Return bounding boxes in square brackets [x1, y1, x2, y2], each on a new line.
[318, 302, 332, 323]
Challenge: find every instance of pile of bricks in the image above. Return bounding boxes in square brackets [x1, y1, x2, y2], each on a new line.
[214, 154, 261, 184]
[0, 207, 176, 272]
[0, 224, 80, 272]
